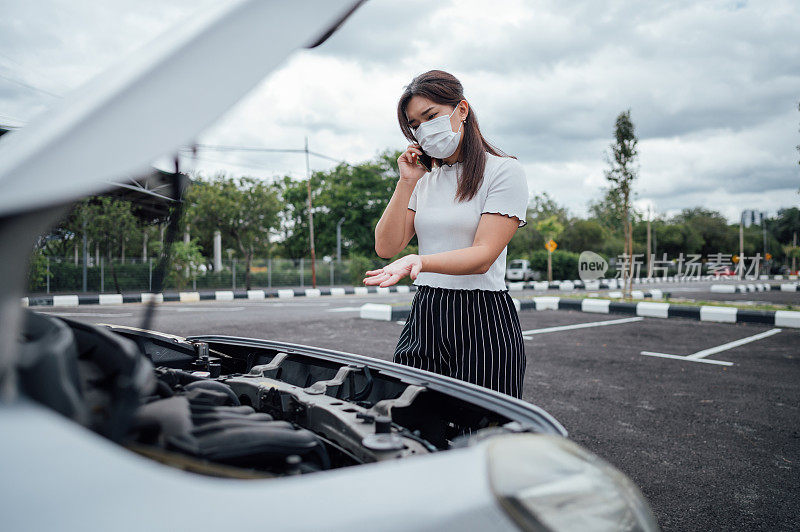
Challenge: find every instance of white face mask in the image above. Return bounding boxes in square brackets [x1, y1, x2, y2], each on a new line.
[412, 102, 464, 159]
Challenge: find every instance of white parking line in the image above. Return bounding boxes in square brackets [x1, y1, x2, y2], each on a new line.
[260, 302, 332, 307]
[521, 316, 643, 338]
[326, 306, 364, 312]
[38, 312, 134, 318]
[641, 328, 782, 366]
[173, 307, 245, 312]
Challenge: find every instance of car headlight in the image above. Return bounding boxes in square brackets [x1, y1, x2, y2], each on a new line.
[487, 434, 659, 532]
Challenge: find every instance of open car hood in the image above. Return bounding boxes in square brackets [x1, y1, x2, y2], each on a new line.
[0, 0, 365, 392]
[0, 0, 365, 217]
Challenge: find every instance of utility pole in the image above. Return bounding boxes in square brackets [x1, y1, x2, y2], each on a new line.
[336, 216, 345, 262]
[739, 210, 745, 280]
[82, 217, 88, 292]
[646, 206, 652, 278]
[793, 232, 797, 274]
[305, 136, 317, 288]
[653, 225, 657, 259]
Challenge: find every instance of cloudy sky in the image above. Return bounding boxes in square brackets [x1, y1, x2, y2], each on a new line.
[1, 0, 798, 222]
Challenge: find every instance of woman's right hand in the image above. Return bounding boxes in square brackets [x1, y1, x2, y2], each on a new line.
[397, 143, 427, 184]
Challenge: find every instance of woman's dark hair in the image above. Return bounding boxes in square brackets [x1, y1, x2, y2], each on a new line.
[397, 69, 514, 202]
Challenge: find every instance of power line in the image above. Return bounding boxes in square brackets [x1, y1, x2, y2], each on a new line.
[178, 152, 293, 180]
[308, 150, 344, 163]
[188, 144, 305, 154]
[185, 143, 345, 164]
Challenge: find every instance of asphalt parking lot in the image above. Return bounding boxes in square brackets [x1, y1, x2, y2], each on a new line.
[38, 292, 800, 531]
[588, 279, 798, 307]
[663, 287, 799, 307]
[504, 278, 799, 308]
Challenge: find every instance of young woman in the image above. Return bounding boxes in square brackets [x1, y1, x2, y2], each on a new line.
[364, 70, 529, 399]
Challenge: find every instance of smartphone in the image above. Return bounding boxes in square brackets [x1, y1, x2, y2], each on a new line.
[418, 151, 432, 172]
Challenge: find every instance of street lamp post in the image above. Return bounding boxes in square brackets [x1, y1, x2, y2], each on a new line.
[336, 216, 345, 263]
[82, 217, 88, 292]
[646, 206, 652, 277]
[305, 136, 316, 288]
[761, 211, 767, 263]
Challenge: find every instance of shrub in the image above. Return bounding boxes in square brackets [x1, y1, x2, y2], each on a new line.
[527, 249, 581, 280]
[348, 254, 381, 286]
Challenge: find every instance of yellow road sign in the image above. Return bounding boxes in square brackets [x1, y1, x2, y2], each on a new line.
[545, 239, 557, 253]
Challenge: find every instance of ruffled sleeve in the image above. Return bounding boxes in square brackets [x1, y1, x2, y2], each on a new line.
[481, 158, 528, 227]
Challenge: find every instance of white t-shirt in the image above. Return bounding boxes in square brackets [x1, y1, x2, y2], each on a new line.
[408, 152, 529, 291]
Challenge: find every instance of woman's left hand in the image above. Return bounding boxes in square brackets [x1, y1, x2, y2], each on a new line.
[363, 254, 423, 287]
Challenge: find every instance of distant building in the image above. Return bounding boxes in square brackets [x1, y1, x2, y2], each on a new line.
[740, 209, 766, 228]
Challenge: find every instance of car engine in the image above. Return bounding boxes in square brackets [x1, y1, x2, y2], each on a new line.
[17, 309, 549, 478]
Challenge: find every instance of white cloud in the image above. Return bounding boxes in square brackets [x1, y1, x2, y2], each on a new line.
[1, 0, 798, 223]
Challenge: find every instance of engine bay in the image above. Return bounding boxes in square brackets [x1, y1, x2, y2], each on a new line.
[17, 309, 559, 478]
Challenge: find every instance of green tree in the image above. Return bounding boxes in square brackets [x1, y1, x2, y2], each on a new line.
[82, 197, 139, 292]
[39, 196, 150, 264]
[528, 250, 580, 281]
[671, 208, 735, 258]
[784, 244, 800, 273]
[653, 222, 703, 258]
[37, 201, 86, 258]
[527, 191, 569, 225]
[604, 109, 639, 294]
[559, 219, 605, 253]
[770, 207, 800, 271]
[507, 214, 543, 259]
[167, 240, 205, 291]
[587, 188, 632, 237]
[770, 208, 800, 245]
[26, 250, 51, 291]
[272, 150, 409, 260]
[179, 178, 215, 259]
[507, 192, 565, 260]
[187, 174, 281, 290]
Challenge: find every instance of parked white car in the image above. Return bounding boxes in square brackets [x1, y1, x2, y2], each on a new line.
[0, 2, 658, 531]
[506, 259, 536, 281]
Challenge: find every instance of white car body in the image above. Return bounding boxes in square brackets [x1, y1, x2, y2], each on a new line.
[506, 259, 534, 281]
[0, 2, 659, 531]
[1, 400, 515, 531]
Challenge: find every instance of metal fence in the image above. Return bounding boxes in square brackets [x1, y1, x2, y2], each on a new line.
[27, 256, 386, 295]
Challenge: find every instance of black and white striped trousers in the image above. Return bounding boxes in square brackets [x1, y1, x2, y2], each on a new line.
[393, 284, 527, 399]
